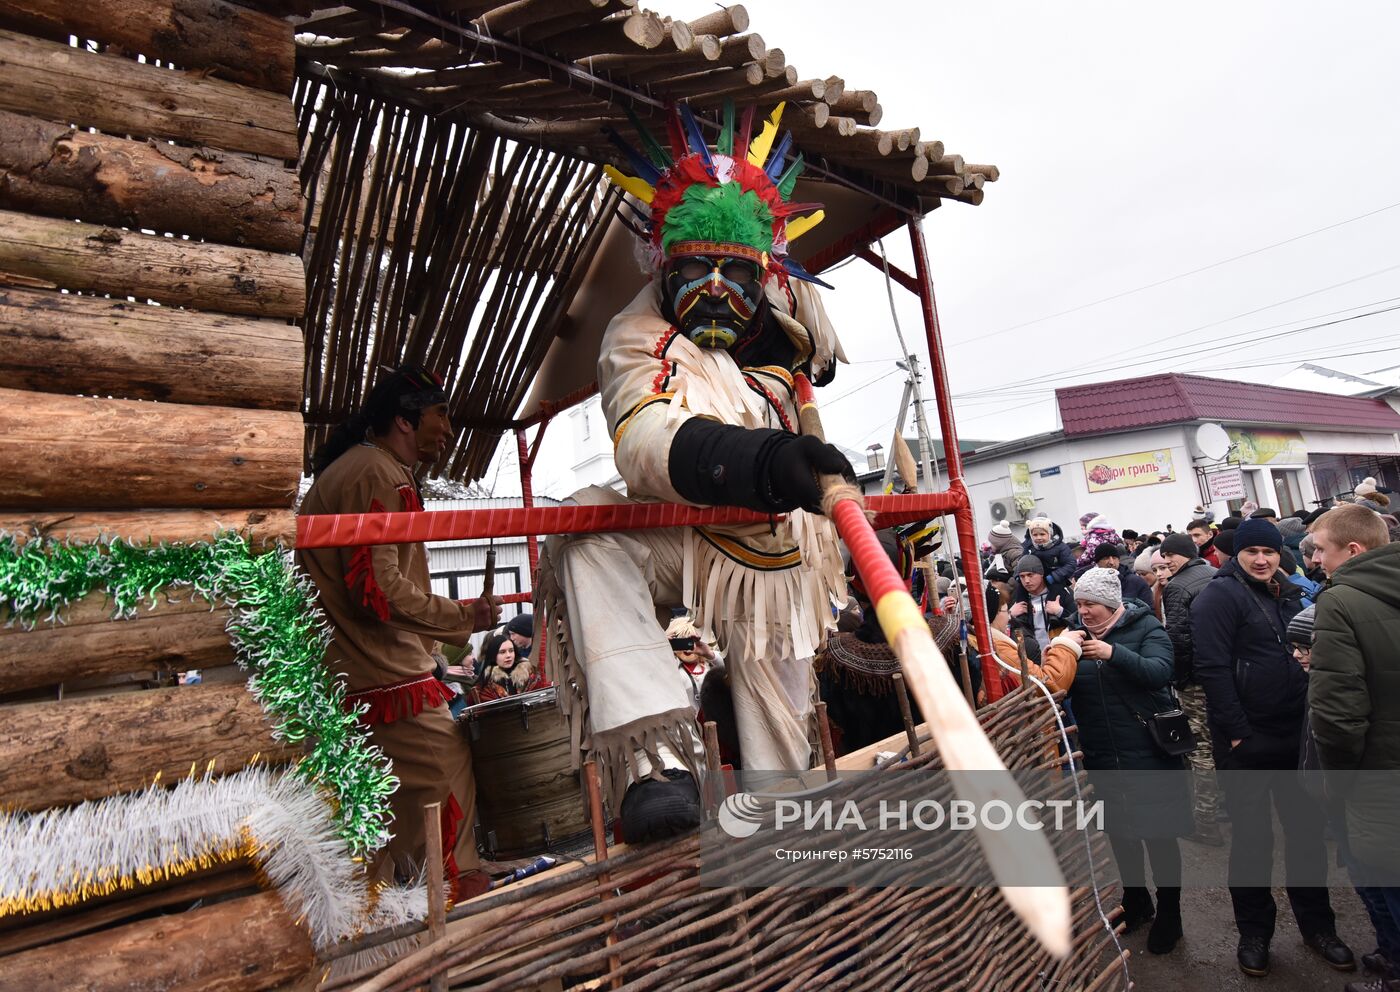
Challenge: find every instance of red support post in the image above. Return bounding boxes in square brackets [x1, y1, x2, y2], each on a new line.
[906, 218, 999, 701]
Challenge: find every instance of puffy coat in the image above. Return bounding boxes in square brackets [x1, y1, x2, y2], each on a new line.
[1067, 600, 1192, 839]
[974, 626, 1082, 699]
[1308, 542, 1400, 872]
[1161, 557, 1217, 684]
[1020, 537, 1077, 588]
[1117, 564, 1153, 607]
[986, 529, 1024, 572]
[1191, 558, 1307, 750]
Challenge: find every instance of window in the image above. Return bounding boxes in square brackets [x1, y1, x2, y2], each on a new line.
[1273, 469, 1303, 517]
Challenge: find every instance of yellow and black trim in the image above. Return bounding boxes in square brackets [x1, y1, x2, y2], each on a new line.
[612, 392, 675, 447]
[697, 527, 802, 571]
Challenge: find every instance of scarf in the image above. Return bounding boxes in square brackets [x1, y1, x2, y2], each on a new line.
[1081, 605, 1125, 639]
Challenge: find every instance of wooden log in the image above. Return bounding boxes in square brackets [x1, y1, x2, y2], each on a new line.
[965, 162, 1000, 182]
[0, 287, 302, 409]
[0, 590, 236, 694]
[475, 0, 613, 40]
[821, 76, 845, 106]
[620, 33, 763, 83]
[686, 4, 748, 37]
[0, 389, 302, 510]
[652, 62, 762, 100]
[0, 210, 304, 318]
[925, 149, 966, 176]
[842, 126, 920, 158]
[828, 88, 878, 116]
[861, 152, 929, 185]
[760, 78, 826, 104]
[0, 508, 297, 548]
[0, 890, 315, 992]
[0, 29, 299, 160]
[0, 683, 297, 811]
[541, 11, 663, 58]
[512, 0, 634, 44]
[0, 111, 302, 252]
[0, 0, 296, 94]
[0, 862, 257, 955]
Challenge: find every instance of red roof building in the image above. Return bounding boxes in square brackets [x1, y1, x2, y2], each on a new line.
[1056, 373, 1400, 437]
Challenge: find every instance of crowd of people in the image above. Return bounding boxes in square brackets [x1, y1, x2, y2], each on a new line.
[966, 485, 1400, 988]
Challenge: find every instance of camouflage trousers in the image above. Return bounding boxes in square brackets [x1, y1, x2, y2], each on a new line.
[1179, 683, 1219, 827]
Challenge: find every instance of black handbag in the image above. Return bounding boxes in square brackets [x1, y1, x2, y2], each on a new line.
[1102, 672, 1198, 758]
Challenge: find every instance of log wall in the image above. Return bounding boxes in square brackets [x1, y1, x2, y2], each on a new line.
[0, 0, 314, 975]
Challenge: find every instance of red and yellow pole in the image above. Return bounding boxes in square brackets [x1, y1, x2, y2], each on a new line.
[793, 372, 1071, 959]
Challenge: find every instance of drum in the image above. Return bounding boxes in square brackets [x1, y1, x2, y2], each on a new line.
[460, 687, 591, 858]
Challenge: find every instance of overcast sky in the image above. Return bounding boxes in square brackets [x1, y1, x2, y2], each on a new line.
[495, 0, 1400, 498]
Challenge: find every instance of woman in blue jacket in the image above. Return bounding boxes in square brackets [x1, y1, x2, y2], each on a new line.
[1068, 568, 1192, 955]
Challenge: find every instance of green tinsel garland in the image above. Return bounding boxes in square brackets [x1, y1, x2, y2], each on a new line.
[0, 532, 395, 856]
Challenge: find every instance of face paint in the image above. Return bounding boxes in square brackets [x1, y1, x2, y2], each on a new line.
[664, 248, 766, 349]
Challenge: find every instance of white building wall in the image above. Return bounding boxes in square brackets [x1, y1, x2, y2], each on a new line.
[568, 396, 624, 493]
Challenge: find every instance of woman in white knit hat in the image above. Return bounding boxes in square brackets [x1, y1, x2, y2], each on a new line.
[1064, 567, 1192, 955]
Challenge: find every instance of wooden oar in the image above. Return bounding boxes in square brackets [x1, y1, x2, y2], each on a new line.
[794, 372, 1072, 959]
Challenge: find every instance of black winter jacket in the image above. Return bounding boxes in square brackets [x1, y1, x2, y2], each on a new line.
[1190, 558, 1307, 748]
[1067, 600, 1193, 839]
[1117, 564, 1153, 607]
[1161, 557, 1217, 684]
[1019, 537, 1077, 588]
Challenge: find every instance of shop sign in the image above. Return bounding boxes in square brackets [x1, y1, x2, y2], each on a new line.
[1083, 449, 1176, 493]
[1227, 428, 1306, 465]
[1009, 462, 1036, 512]
[1205, 467, 1246, 501]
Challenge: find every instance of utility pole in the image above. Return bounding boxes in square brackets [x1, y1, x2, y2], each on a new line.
[880, 357, 939, 494]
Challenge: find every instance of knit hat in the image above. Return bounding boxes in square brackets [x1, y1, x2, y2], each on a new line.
[1159, 533, 1198, 560]
[1276, 516, 1305, 538]
[507, 613, 535, 638]
[1214, 530, 1236, 557]
[1086, 514, 1112, 532]
[1074, 568, 1122, 610]
[1093, 542, 1124, 563]
[1299, 532, 1316, 556]
[1133, 551, 1155, 575]
[1078, 511, 1098, 529]
[1286, 605, 1315, 647]
[1355, 476, 1378, 497]
[1015, 555, 1044, 576]
[990, 520, 1012, 537]
[1279, 547, 1298, 574]
[1234, 518, 1282, 552]
[1026, 517, 1052, 535]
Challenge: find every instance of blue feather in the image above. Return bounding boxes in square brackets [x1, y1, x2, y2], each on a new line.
[602, 127, 662, 185]
[764, 131, 794, 182]
[677, 103, 714, 175]
[782, 256, 834, 290]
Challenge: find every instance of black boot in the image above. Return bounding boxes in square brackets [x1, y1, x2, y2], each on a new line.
[1303, 930, 1357, 971]
[1119, 886, 1155, 934]
[619, 769, 701, 844]
[1237, 934, 1270, 977]
[1147, 887, 1183, 954]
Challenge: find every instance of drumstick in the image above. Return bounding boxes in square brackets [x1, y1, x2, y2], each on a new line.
[482, 539, 496, 600]
[793, 373, 1072, 959]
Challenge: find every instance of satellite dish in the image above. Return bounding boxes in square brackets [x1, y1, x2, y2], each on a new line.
[1194, 423, 1232, 461]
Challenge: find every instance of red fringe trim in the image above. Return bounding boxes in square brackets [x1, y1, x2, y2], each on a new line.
[344, 498, 391, 621]
[397, 484, 424, 513]
[345, 674, 454, 727]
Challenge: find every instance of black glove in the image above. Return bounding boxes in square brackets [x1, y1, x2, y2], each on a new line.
[668, 420, 855, 514]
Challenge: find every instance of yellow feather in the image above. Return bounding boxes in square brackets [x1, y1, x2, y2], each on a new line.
[784, 209, 825, 243]
[747, 102, 787, 167]
[603, 165, 654, 204]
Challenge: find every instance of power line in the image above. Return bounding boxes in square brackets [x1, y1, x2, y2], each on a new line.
[951, 201, 1400, 345]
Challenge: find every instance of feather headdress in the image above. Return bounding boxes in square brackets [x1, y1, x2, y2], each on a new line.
[603, 101, 829, 287]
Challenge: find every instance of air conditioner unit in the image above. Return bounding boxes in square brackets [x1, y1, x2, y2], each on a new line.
[988, 497, 1025, 526]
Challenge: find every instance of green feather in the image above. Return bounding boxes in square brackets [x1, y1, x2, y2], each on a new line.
[718, 99, 735, 156]
[660, 182, 774, 255]
[777, 152, 805, 199]
[624, 106, 672, 169]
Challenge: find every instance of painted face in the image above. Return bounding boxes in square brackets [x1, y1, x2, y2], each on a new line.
[664, 252, 765, 349]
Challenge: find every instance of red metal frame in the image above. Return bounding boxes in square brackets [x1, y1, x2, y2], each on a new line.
[298, 211, 998, 702]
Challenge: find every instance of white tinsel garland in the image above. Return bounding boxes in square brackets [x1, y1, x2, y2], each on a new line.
[0, 765, 425, 948]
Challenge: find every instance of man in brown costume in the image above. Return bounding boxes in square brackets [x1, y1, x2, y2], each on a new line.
[298, 366, 501, 897]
